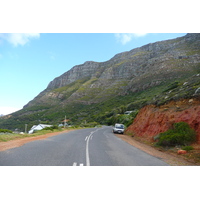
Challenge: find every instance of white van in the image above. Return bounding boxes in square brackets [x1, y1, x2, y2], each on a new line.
[113, 123, 125, 134]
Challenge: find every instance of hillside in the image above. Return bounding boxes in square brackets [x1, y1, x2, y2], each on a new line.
[0, 33, 200, 131]
[126, 98, 200, 143]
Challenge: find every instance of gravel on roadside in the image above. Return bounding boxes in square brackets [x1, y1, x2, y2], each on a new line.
[115, 134, 197, 166]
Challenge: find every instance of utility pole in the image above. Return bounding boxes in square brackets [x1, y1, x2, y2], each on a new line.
[64, 115, 66, 128]
[25, 124, 27, 133]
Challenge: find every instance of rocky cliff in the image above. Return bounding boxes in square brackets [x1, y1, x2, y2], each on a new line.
[25, 33, 200, 107]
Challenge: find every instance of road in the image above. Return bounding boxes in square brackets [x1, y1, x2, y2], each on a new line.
[0, 126, 168, 166]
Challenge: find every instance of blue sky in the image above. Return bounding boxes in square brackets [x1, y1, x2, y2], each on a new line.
[0, 33, 187, 115]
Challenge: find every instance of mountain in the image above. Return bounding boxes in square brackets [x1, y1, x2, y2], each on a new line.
[1, 33, 200, 131]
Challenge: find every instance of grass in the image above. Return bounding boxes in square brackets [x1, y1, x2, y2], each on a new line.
[0, 128, 69, 142]
[0, 125, 96, 142]
[0, 133, 27, 142]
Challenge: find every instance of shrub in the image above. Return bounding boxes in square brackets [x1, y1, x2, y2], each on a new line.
[182, 146, 194, 151]
[0, 129, 13, 133]
[42, 125, 59, 131]
[80, 121, 99, 128]
[156, 122, 196, 147]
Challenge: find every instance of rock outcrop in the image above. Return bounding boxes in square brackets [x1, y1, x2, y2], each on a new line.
[25, 33, 200, 107]
[126, 98, 200, 143]
[47, 61, 101, 90]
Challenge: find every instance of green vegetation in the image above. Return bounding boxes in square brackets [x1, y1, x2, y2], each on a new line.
[0, 133, 27, 142]
[0, 34, 200, 131]
[104, 110, 139, 127]
[41, 125, 59, 131]
[131, 51, 147, 58]
[53, 77, 90, 93]
[163, 81, 179, 92]
[182, 146, 194, 151]
[155, 122, 197, 147]
[0, 72, 199, 132]
[0, 129, 13, 133]
[0, 127, 67, 142]
[79, 121, 100, 128]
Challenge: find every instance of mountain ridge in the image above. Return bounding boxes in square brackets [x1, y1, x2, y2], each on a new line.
[1, 33, 200, 131]
[24, 33, 200, 108]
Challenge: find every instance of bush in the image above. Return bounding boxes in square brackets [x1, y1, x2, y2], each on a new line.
[80, 121, 99, 128]
[0, 129, 13, 133]
[182, 146, 194, 151]
[156, 122, 197, 147]
[42, 125, 59, 131]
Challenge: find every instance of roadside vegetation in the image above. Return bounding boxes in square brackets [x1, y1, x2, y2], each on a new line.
[0, 126, 71, 142]
[0, 123, 102, 142]
[0, 129, 13, 133]
[149, 121, 199, 164]
[123, 121, 200, 164]
[0, 71, 200, 132]
[155, 122, 197, 147]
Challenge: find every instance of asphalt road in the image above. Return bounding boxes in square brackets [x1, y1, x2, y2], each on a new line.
[0, 126, 168, 166]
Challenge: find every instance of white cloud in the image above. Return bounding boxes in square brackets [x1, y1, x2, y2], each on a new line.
[133, 33, 148, 37]
[115, 33, 148, 45]
[0, 107, 21, 115]
[0, 33, 40, 47]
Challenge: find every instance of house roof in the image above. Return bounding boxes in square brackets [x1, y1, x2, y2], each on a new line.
[30, 124, 52, 130]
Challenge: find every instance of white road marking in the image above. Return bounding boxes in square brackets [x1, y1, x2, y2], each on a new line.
[73, 129, 100, 166]
[86, 132, 92, 166]
[73, 162, 77, 166]
[73, 162, 84, 166]
[85, 129, 99, 166]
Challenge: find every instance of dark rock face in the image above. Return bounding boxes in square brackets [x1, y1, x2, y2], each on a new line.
[47, 61, 101, 90]
[24, 33, 200, 107]
[46, 33, 200, 91]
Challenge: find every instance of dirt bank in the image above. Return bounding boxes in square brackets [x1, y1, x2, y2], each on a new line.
[126, 98, 200, 142]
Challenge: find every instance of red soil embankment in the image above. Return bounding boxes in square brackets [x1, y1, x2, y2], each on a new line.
[126, 98, 200, 143]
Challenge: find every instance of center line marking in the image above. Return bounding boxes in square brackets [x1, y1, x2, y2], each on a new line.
[86, 133, 92, 166]
[85, 128, 99, 166]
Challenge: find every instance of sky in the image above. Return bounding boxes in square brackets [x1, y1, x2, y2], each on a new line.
[0, 33, 187, 115]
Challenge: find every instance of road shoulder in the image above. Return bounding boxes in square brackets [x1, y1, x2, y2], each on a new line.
[0, 130, 71, 152]
[115, 134, 197, 166]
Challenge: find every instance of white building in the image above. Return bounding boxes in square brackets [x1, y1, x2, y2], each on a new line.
[28, 124, 52, 134]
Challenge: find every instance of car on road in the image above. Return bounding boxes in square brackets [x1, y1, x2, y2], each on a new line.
[113, 123, 125, 134]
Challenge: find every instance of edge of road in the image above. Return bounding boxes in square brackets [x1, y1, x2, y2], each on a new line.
[0, 129, 72, 152]
[115, 134, 197, 166]
[0, 127, 197, 166]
